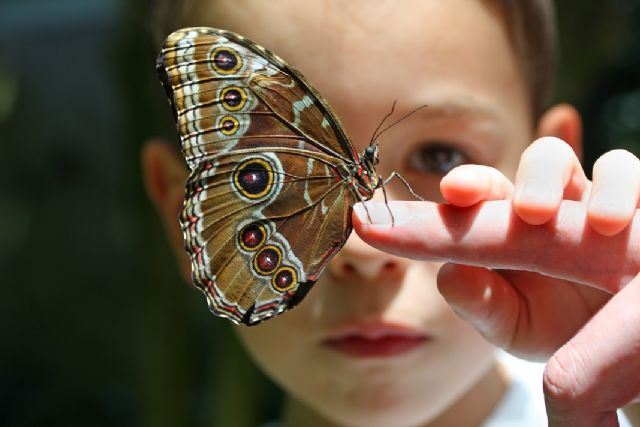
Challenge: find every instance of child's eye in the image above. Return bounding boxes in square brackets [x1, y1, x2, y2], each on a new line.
[407, 142, 469, 175]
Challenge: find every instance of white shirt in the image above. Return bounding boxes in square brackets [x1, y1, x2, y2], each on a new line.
[487, 351, 631, 427]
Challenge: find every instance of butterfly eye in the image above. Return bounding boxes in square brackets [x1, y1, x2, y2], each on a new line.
[364, 146, 374, 158]
[365, 145, 380, 164]
[408, 142, 469, 175]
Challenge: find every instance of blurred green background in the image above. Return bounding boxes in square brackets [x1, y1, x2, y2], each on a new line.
[0, 1, 638, 426]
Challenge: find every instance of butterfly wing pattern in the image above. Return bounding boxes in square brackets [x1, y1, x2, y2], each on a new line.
[157, 27, 371, 325]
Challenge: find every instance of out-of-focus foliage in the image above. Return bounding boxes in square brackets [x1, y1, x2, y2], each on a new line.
[555, 0, 640, 170]
[0, 1, 638, 426]
[0, 63, 18, 124]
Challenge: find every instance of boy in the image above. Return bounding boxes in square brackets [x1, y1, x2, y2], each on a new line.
[143, 0, 640, 425]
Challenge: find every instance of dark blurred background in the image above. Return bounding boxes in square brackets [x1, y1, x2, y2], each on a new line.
[0, 1, 638, 426]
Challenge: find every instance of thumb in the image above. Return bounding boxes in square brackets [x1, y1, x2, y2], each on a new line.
[544, 273, 640, 426]
[436, 263, 522, 353]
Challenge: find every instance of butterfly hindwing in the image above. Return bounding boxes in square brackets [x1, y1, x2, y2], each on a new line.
[181, 147, 354, 324]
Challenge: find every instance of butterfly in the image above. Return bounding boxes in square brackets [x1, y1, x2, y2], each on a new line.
[157, 27, 421, 325]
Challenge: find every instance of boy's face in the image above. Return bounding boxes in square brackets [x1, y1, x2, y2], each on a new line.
[176, 0, 533, 425]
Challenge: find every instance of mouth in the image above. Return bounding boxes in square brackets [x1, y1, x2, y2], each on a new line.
[321, 322, 430, 358]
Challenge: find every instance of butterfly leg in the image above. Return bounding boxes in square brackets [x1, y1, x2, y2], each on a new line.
[350, 184, 374, 223]
[378, 175, 396, 227]
[383, 172, 425, 201]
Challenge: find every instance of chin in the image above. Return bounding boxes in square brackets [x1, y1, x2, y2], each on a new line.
[310, 380, 449, 427]
[323, 404, 439, 427]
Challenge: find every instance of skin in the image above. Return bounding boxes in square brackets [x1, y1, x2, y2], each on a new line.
[143, 0, 640, 426]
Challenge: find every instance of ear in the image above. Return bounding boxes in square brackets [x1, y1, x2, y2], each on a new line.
[536, 103, 583, 161]
[141, 139, 191, 280]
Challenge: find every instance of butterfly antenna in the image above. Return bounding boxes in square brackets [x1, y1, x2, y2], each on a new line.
[369, 100, 397, 146]
[373, 104, 429, 142]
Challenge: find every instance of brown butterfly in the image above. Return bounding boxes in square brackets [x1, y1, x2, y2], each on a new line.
[157, 27, 421, 325]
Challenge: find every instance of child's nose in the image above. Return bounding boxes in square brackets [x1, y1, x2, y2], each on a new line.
[328, 232, 408, 282]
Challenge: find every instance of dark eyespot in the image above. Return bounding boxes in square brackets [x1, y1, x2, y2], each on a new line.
[220, 86, 247, 111]
[272, 266, 297, 292]
[233, 159, 273, 198]
[238, 222, 267, 251]
[254, 245, 281, 275]
[210, 47, 242, 75]
[408, 143, 469, 175]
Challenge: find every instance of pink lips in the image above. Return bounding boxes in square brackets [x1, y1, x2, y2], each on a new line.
[321, 322, 429, 358]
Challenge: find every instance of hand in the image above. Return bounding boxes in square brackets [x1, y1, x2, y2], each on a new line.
[353, 137, 640, 426]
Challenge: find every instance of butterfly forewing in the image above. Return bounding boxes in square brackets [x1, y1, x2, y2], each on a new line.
[158, 27, 358, 169]
[158, 27, 362, 325]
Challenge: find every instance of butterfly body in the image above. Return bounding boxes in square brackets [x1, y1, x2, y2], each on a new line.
[157, 27, 381, 325]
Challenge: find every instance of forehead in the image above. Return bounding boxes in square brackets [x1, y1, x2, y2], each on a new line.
[198, 0, 531, 140]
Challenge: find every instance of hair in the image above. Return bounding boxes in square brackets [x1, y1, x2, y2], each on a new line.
[149, 0, 557, 120]
[499, 1, 558, 120]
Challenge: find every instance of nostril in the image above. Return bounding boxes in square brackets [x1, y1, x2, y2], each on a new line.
[342, 263, 356, 275]
[382, 261, 397, 273]
[330, 258, 405, 280]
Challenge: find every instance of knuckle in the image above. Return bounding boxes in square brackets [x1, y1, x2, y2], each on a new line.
[543, 350, 588, 410]
[594, 149, 640, 170]
[521, 137, 574, 165]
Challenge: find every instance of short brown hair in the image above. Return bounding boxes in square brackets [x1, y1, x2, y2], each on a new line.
[149, 0, 557, 119]
[499, 0, 558, 119]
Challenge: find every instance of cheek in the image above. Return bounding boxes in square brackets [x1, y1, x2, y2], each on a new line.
[233, 307, 315, 379]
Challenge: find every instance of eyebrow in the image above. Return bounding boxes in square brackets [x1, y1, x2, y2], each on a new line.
[414, 96, 504, 123]
[404, 91, 504, 124]
[403, 94, 509, 157]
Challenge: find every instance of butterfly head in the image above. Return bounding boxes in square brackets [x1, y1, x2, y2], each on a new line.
[364, 145, 380, 166]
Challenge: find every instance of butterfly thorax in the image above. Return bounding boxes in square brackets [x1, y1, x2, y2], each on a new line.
[351, 145, 380, 200]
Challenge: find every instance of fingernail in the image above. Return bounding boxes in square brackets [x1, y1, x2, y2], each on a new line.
[353, 201, 410, 227]
[515, 179, 556, 205]
[590, 193, 628, 215]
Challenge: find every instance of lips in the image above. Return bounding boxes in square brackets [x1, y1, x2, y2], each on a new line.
[321, 322, 429, 358]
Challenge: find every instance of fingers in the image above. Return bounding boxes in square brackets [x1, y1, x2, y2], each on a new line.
[440, 140, 640, 239]
[437, 264, 606, 360]
[353, 200, 640, 293]
[513, 137, 588, 225]
[544, 273, 640, 426]
[436, 264, 521, 353]
[440, 137, 591, 226]
[588, 149, 640, 236]
[440, 164, 514, 207]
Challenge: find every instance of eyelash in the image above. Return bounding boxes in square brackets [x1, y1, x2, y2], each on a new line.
[407, 142, 470, 175]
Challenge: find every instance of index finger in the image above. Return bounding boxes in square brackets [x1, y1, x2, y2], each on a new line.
[352, 200, 640, 293]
